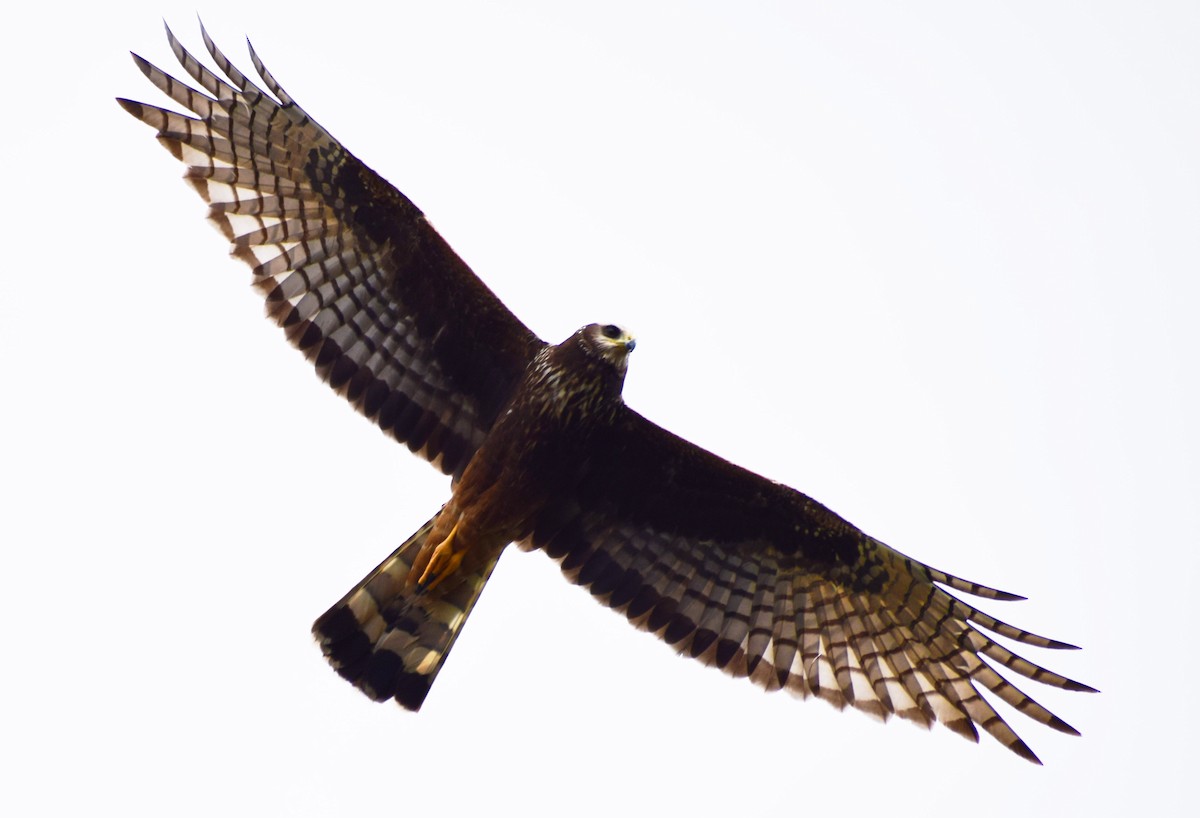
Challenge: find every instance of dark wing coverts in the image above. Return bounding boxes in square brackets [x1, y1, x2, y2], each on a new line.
[119, 23, 543, 476]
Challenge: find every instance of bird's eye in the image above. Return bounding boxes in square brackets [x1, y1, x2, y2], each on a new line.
[601, 324, 621, 339]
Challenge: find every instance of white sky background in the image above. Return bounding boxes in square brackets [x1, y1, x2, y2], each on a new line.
[2, 1, 1197, 815]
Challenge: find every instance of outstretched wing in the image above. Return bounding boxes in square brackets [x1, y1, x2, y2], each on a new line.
[526, 409, 1094, 764]
[119, 24, 544, 476]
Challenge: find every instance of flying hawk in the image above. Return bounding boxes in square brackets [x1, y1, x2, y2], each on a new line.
[119, 23, 1093, 763]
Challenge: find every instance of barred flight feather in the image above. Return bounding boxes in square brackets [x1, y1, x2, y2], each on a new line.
[527, 489, 1095, 763]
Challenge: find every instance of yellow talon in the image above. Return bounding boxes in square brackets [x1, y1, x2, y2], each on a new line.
[416, 521, 464, 591]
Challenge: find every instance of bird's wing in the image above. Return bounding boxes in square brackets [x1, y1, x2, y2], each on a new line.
[524, 408, 1094, 763]
[119, 24, 544, 476]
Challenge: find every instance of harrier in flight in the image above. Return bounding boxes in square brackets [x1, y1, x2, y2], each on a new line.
[119, 23, 1093, 763]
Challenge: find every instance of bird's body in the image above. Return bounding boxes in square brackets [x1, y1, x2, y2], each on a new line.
[120, 23, 1093, 763]
[414, 324, 636, 594]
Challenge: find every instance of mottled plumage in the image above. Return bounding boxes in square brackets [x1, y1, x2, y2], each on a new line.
[120, 23, 1094, 764]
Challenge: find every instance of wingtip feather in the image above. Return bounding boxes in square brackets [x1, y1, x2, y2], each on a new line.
[1011, 738, 1043, 765]
[116, 97, 142, 117]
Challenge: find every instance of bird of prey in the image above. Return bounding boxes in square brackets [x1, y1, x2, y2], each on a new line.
[119, 23, 1093, 763]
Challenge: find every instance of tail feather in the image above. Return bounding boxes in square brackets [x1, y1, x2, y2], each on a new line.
[312, 514, 499, 709]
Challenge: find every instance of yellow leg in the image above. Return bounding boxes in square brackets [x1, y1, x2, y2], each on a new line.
[415, 520, 465, 592]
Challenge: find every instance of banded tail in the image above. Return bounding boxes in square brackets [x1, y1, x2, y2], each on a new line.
[312, 515, 500, 709]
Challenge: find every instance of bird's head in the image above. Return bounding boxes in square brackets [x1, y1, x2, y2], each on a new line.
[579, 323, 637, 373]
